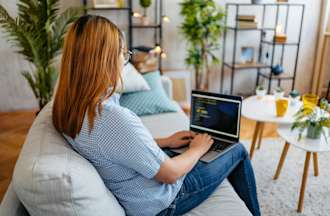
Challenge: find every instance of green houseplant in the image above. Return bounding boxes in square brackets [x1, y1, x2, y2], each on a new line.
[291, 99, 330, 140]
[0, 0, 82, 110]
[180, 0, 225, 90]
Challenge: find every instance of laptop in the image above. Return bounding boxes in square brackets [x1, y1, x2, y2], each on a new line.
[171, 90, 242, 163]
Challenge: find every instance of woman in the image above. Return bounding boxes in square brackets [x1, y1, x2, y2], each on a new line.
[53, 15, 260, 216]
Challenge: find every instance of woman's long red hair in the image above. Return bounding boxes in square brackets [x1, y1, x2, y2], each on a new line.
[53, 15, 123, 138]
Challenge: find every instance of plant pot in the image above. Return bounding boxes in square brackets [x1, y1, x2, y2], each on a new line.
[307, 125, 322, 139]
[256, 89, 266, 99]
[141, 15, 149, 25]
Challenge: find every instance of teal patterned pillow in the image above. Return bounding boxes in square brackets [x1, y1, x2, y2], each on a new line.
[119, 71, 179, 116]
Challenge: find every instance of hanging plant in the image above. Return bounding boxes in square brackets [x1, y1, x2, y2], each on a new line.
[180, 0, 225, 90]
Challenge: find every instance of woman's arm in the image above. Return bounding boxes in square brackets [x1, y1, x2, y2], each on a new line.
[154, 133, 213, 184]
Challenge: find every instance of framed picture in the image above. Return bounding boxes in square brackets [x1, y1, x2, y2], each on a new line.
[240, 46, 255, 64]
[92, 0, 119, 8]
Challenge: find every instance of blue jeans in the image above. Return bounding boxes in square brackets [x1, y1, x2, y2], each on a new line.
[158, 143, 260, 216]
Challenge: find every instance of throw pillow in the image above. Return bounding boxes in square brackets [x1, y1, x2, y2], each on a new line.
[120, 71, 179, 116]
[116, 63, 150, 93]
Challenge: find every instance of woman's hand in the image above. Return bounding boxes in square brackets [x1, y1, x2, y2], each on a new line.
[189, 133, 214, 155]
[165, 131, 195, 149]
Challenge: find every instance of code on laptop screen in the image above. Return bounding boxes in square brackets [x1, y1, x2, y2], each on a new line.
[191, 94, 240, 138]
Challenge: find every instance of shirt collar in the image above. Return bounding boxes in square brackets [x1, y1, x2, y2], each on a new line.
[102, 93, 121, 106]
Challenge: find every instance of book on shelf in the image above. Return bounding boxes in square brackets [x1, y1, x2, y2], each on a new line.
[238, 21, 258, 29]
[274, 34, 287, 43]
[237, 15, 256, 22]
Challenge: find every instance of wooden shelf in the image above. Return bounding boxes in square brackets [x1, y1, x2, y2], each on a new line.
[261, 40, 299, 46]
[131, 24, 161, 28]
[226, 26, 275, 31]
[259, 71, 294, 80]
[89, 7, 130, 10]
[224, 62, 271, 70]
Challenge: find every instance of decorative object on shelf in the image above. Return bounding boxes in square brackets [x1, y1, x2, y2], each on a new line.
[256, 86, 266, 99]
[275, 98, 289, 117]
[237, 15, 258, 29]
[252, 0, 263, 4]
[273, 86, 285, 99]
[274, 24, 287, 43]
[291, 99, 330, 140]
[180, 0, 225, 90]
[0, 0, 82, 110]
[131, 46, 159, 73]
[271, 64, 284, 76]
[92, 0, 120, 8]
[240, 46, 255, 64]
[139, 0, 152, 25]
[289, 90, 300, 106]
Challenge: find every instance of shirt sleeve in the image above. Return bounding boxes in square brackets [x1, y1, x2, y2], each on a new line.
[95, 105, 168, 179]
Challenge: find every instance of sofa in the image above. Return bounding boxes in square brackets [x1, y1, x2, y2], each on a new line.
[0, 76, 252, 216]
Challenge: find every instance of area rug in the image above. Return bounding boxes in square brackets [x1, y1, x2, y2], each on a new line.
[241, 138, 330, 216]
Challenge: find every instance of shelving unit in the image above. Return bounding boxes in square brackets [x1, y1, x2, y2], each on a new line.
[82, 0, 164, 72]
[220, 3, 305, 94]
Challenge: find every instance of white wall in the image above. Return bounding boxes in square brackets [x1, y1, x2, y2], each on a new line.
[0, 0, 321, 111]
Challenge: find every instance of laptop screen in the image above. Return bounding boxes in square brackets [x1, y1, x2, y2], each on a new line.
[190, 93, 241, 139]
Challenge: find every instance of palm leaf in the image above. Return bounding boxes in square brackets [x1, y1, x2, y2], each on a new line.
[52, 7, 83, 56]
[0, 0, 81, 109]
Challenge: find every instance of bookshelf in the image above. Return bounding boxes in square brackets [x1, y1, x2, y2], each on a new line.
[220, 3, 305, 94]
[82, 0, 164, 72]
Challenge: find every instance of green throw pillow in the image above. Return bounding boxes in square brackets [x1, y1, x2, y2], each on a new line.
[119, 71, 179, 116]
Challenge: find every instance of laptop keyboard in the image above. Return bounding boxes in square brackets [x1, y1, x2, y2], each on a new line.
[211, 141, 231, 152]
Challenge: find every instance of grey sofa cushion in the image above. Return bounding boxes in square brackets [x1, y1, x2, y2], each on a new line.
[12, 103, 125, 216]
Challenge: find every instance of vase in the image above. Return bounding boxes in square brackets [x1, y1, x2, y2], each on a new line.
[141, 15, 149, 25]
[307, 125, 322, 139]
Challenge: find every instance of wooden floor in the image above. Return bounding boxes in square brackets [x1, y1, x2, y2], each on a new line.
[0, 111, 278, 202]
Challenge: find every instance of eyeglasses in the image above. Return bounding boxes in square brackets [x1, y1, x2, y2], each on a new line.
[123, 50, 132, 65]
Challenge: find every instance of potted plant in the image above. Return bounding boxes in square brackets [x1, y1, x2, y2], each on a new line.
[292, 99, 330, 140]
[256, 86, 266, 99]
[0, 0, 82, 111]
[289, 90, 300, 106]
[273, 87, 285, 99]
[180, 0, 225, 90]
[139, 0, 152, 25]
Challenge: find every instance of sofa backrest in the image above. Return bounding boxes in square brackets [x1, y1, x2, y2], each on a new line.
[12, 103, 125, 216]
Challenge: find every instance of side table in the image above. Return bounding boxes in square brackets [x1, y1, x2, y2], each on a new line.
[274, 125, 330, 213]
[242, 95, 301, 159]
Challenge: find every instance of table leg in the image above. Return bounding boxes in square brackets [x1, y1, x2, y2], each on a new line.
[256, 122, 265, 150]
[249, 121, 261, 159]
[297, 152, 311, 213]
[273, 142, 290, 180]
[313, 153, 319, 177]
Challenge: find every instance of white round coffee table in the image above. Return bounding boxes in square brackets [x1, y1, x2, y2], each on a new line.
[242, 95, 302, 159]
[274, 125, 330, 213]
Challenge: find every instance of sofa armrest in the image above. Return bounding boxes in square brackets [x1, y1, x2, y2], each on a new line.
[0, 183, 29, 216]
[161, 75, 173, 100]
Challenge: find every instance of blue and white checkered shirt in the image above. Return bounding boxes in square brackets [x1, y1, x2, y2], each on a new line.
[64, 93, 184, 216]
